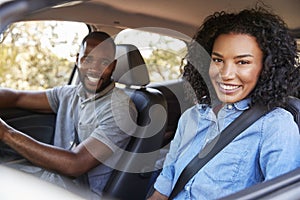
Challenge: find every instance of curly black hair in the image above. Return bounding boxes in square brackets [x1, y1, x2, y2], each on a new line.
[183, 6, 300, 109]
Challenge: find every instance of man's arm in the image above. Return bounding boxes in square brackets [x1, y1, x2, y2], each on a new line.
[0, 88, 52, 113]
[0, 119, 112, 177]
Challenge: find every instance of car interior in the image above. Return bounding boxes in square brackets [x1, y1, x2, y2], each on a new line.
[0, 0, 299, 199]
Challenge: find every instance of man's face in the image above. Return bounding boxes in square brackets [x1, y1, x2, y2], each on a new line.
[77, 38, 116, 94]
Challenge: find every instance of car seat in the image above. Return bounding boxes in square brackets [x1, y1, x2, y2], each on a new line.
[103, 44, 168, 200]
[286, 96, 300, 131]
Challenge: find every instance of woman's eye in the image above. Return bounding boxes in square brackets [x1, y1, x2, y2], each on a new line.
[212, 58, 223, 63]
[237, 60, 250, 65]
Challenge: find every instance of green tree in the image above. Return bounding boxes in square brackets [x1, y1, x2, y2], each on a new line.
[115, 29, 187, 82]
[145, 47, 186, 82]
[0, 21, 86, 90]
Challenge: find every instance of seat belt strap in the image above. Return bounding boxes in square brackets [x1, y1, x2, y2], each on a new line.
[69, 106, 80, 150]
[168, 103, 269, 199]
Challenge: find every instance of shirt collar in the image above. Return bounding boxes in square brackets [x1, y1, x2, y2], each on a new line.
[196, 98, 251, 118]
[229, 98, 251, 111]
[77, 81, 115, 102]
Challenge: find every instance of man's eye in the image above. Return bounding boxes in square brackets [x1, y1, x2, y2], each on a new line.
[101, 60, 111, 66]
[83, 57, 93, 63]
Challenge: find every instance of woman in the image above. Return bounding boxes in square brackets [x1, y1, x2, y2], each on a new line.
[148, 6, 300, 200]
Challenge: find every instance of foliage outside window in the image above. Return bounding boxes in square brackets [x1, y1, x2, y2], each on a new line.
[0, 21, 88, 90]
[115, 29, 187, 82]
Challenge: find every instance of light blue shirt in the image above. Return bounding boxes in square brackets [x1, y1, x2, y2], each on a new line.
[154, 98, 300, 199]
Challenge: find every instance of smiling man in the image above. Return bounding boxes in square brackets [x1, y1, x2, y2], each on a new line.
[77, 32, 117, 95]
[0, 31, 137, 198]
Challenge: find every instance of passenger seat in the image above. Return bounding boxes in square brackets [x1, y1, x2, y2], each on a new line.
[103, 44, 168, 200]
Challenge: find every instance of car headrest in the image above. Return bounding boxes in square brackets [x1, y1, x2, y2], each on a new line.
[113, 44, 150, 87]
[285, 96, 300, 131]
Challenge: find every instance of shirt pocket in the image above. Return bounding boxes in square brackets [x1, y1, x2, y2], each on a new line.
[78, 123, 96, 141]
[201, 148, 248, 183]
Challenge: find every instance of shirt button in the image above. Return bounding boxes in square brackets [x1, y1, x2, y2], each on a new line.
[227, 104, 233, 109]
[80, 104, 85, 109]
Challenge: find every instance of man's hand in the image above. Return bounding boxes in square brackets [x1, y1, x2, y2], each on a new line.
[147, 190, 168, 200]
[0, 118, 112, 178]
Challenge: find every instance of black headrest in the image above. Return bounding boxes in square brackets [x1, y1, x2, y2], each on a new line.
[113, 44, 150, 86]
[285, 96, 300, 131]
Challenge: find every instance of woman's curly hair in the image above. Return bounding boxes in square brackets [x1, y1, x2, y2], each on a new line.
[183, 6, 300, 109]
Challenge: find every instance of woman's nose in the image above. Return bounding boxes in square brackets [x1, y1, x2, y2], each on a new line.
[219, 63, 235, 80]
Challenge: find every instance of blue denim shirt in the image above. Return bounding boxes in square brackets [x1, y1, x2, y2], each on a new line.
[154, 98, 300, 199]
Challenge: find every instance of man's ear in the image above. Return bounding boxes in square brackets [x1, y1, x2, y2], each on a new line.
[111, 59, 117, 72]
[75, 53, 79, 66]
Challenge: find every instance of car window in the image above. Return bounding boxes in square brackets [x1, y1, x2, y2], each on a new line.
[114, 28, 188, 82]
[0, 21, 89, 90]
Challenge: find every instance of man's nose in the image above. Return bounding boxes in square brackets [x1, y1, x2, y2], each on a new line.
[89, 61, 106, 71]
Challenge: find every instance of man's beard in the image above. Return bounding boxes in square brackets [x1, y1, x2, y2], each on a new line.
[78, 70, 113, 94]
[78, 70, 104, 94]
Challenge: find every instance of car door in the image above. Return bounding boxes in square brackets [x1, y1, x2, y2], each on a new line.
[0, 20, 89, 161]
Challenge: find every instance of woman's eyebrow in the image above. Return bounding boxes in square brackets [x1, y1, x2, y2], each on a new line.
[234, 54, 254, 59]
[211, 52, 223, 57]
[212, 52, 254, 59]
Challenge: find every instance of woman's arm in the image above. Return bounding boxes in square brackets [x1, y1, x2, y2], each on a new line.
[260, 108, 300, 180]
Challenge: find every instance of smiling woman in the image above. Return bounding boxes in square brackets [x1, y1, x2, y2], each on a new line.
[209, 33, 263, 104]
[149, 6, 300, 200]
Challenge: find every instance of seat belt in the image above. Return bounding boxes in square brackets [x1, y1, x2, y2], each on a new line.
[69, 106, 80, 150]
[168, 103, 269, 199]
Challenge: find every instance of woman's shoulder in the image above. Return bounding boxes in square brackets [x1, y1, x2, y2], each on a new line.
[260, 107, 298, 134]
[177, 103, 211, 126]
[265, 107, 295, 120]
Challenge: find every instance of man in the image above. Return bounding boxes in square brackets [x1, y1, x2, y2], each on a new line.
[0, 31, 137, 197]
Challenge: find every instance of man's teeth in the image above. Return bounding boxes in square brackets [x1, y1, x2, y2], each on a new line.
[87, 75, 100, 83]
[219, 83, 239, 90]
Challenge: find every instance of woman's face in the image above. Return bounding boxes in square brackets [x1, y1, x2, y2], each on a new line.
[209, 33, 263, 104]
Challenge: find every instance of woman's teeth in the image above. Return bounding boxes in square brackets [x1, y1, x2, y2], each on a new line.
[219, 83, 239, 90]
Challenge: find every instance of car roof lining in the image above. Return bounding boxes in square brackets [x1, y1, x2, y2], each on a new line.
[19, 0, 300, 39]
